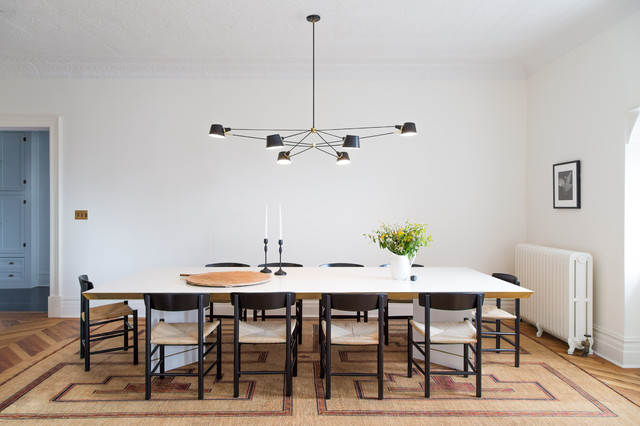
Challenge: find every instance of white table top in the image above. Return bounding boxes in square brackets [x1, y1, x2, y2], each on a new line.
[84, 266, 532, 301]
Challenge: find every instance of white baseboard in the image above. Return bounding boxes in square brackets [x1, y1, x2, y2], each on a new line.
[592, 325, 640, 368]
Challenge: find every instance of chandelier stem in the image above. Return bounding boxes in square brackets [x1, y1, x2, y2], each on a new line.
[312, 16, 316, 129]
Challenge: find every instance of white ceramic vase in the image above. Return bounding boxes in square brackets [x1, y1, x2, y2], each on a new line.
[390, 253, 414, 280]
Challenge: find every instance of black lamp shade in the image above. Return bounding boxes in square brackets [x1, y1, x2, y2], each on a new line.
[342, 134, 360, 149]
[336, 152, 351, 165]
[277, 151, 291, 165]
[209, 124, 226, 138]
[266, 134, 284, 149]
[400, 122, 417, 136]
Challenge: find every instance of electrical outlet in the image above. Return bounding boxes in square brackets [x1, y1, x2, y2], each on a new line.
[75, 210, 88, 220]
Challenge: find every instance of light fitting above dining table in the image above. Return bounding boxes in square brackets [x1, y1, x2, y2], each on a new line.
[209, 14, 417, 165]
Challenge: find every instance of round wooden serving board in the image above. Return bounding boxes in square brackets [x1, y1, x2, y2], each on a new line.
[185, 271, 270, 288]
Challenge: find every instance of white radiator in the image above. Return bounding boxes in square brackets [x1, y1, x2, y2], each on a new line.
[515, 243, 593, 354]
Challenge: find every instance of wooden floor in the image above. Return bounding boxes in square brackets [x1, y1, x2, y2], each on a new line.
[1, 312, 639, 406]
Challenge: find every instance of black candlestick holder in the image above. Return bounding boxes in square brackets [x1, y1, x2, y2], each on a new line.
[260, 239, 272, 274]
[275, 239, 287, 276]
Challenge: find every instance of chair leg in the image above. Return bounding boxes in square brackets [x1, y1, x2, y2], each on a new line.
[133, 310, 139, 365]
[84, 318, 91, 372]
[463, 343, 469, 378]
[364, 311, 369, 322]
[79, 318, 84, 359]
[145, 343, 151, 400]
[123, 316, 129, 350]
[216, 324, 222, 380]
[159, 346, 165, 379]
[325, 340, 332, 399]
[285, 338, 292, 397]
[198, 340, 204, 400]
[407, 320, 413, 378]
[495, 319, 501, 349]
[378, 341, 384, 400]
[425, 340, 431, 398]
[234, 341, 240, 398]
[515, 300, 521, 368]
[476, 342, 482, 397]
[384, 302, 389, 345]
[293, 337, 298, 377]
[319, 326, 325, 379]
[297, 300, 303, 345]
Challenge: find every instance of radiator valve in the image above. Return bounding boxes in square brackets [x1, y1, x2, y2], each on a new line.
[580, 334, 591, 357]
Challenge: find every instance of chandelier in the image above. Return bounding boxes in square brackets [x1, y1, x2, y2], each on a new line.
[208, 14, 416, 165]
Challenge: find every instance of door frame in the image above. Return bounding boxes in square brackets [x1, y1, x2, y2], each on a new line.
[0, 115, 59, 315]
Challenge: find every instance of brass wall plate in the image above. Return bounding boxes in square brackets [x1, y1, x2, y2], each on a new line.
[75, 210, 88, 220]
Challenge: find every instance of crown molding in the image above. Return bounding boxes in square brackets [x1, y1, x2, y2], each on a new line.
[0, 57, 526, 81]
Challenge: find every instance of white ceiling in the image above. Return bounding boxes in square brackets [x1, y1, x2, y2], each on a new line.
[0, 0, 639, 79]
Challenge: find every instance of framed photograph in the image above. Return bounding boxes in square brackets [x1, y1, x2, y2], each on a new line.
[553, 160, 580, 208]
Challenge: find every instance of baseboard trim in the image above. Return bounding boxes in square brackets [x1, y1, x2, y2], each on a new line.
[592, 325, 640, 368]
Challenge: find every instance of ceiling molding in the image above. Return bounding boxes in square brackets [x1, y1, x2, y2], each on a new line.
[0, 57, 526, 80]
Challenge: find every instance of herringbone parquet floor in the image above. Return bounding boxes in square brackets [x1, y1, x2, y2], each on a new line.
[1, 312, 639, 406]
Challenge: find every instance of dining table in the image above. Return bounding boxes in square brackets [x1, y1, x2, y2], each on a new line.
[84, 266, 533, 370]
[83, 266, 533, 301]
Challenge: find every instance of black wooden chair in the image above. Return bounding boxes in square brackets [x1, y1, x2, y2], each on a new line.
[204, 262, 251, 321]
[231, 292, 298, 397]
[79, 274, 138, 372]
[408, 292, 483, 397]
[319, 293, 387, 400]
[255, 263, 304, 344]
[144, 293, 221, 400]
[380, 264, 424, 345]
[319, 263, 367, 321]
[471, 273, 521, 367]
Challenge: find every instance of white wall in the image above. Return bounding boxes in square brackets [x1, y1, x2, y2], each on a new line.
[527, 11, 640, 366]
[0, 78, 526, 314]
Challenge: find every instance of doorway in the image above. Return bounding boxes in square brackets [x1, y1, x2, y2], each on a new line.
[0, 130, 50, 310]
[0, 115, 58, 315]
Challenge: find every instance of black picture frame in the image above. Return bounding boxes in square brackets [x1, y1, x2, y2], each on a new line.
[553, 160, 581, 209]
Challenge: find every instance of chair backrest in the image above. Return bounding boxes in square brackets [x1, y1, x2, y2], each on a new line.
[319, 263, 364, 267]
[144, 293, 210, 311]
[230, 292, 296, 312]
[492, 272, 520, 286]
[205, 262, 250, 267]
[379, 263, 424, 268]
[258, 262, 303, 268]
[418, 292, 482, 311]
[78, 274, 94, 292]
[322, 293, 387, 312]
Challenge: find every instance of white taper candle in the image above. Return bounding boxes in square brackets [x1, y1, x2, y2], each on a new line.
[264, 204, 268, 239]
[279, 203, 282, 240]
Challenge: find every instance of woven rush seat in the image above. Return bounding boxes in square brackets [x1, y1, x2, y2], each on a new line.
[150, 320, 220, 345]
[321, 320, 379, 345]
[82, 302, 133, 321]
[238, 321, 297, 344]
[410, 319, 476, 344]
[472, 304, 517, 320]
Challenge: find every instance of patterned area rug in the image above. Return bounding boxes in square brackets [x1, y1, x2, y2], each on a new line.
[0, 320, 638, 424]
